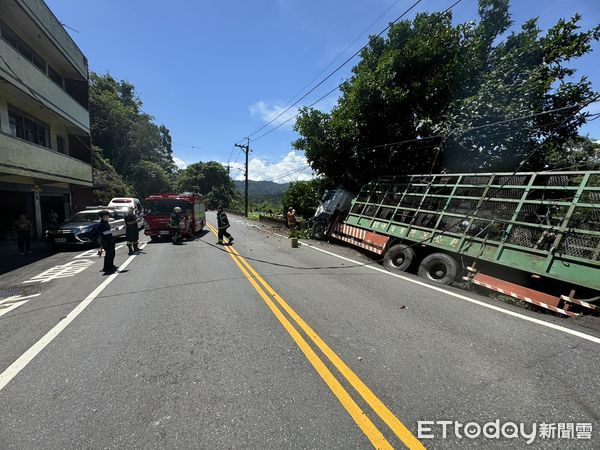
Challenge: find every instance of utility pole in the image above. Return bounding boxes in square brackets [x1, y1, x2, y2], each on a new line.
[234, 138, 250, 217]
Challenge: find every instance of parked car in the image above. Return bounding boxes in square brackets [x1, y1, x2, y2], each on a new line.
[45, 208, 126, 246]
[108, 197, 143, 229]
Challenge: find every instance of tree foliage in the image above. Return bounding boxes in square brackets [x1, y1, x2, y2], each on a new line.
[176, 162, 239, 208]
[294, 0, 600, 189]
[127, 160, 174, 199]
[91, 146, 135, 204]
[89, 73, 177, 197]
[282, 178, 334, 218]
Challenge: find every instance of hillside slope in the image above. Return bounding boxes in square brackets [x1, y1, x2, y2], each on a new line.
[233, 180, 289, 201]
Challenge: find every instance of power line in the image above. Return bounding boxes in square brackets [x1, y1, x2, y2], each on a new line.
[252, 83, 342, 141]
[261, 165, 312, 183]
[252, 100, 598, 184]
[350, 100, 600, 154]
[244, 0, 428, 141]
[394, 93, 600, 251]
[247, 0, 466, 143]
[245, 0, 408, 139]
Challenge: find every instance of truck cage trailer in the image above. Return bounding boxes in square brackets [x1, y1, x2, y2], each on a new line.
[327, 170, 600, 317]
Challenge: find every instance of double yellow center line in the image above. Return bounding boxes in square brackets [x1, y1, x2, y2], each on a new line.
[207, 223, 424, 449]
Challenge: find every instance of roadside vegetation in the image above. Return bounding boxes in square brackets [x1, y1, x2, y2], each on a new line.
[90, 0, 599, 217]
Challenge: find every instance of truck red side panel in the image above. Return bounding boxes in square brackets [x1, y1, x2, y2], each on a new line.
[330, 221, 389, 255]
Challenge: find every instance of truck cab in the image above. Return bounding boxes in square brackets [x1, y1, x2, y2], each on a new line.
[310, 189, 354, 239]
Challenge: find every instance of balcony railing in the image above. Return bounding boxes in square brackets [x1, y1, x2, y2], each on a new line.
[15, 0, 88, 79]
[0, 132, 92, 186]
[0, 38, 90, 133]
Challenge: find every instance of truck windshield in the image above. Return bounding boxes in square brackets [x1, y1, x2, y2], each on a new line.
[146, 199, 189, 215]
[322, 191, 335, 202]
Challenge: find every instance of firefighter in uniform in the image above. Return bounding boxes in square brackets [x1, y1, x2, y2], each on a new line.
[170, 206, 183, 244]
[217, 206, 234, 244]
[125, 207, 140, 254]
[88, 210, 117, 274]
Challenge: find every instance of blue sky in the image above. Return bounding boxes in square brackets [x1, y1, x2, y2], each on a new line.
[46, 0, 600, 182]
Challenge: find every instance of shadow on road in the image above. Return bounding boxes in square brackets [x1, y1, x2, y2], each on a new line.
[0, 237, 131, 276]
[146, 229, 210, 245]
[0, 240, 57, 276]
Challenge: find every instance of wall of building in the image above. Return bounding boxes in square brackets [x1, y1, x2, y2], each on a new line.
[0, 89, 86, 161]
[0, 38, 89, 133]
[14, 0, 88, 79]
[0, 132, 92, 186]
[0, 0, 93, 240]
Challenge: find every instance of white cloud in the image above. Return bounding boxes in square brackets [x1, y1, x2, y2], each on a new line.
[173, 157, 188, 170]
[227, 151, 314, 183]
[249, 93, 340, 129]
[249, 101, 300, 129]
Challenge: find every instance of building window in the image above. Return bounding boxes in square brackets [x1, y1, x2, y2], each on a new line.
[0, 21, 46, 73]
[48, 65, 64, 87]
[8, 107, 51, 149]
[57, 135, 66, 154]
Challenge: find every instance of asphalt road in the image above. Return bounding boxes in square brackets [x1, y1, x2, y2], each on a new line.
[0, 211, 599, 449]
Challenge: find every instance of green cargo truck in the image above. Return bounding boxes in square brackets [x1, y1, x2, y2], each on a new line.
[312, 171, 600, 317]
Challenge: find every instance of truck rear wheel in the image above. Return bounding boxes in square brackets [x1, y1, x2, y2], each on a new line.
[418, 253, 459, 285]
[312, 220, 327, 240]
[383, 244, 415, 273]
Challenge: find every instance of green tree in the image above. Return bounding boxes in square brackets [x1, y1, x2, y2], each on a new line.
[543, 136, 600, 170]
[127, 160, 174, 199]
[89, 73, 177, 187]
[294, 0, 599, 188]
[177, 162, 238, 207]
[91, 146, 135, 204]
[282, 178, 333, 218]
[443, 13, 600, 171]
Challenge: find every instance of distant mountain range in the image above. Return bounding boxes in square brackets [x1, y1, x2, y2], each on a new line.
[233, 180, 289, 201]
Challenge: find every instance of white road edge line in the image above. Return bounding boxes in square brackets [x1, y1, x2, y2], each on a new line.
[297, 239, 600, 345]
[251, 222, 600, 346]
[0, 242, 147, 391]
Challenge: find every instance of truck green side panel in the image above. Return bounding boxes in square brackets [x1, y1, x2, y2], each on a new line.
[345, 171, 600, 291]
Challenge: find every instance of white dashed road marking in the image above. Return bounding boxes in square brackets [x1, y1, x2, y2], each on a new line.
[0, 293, 41, 318]
[0, 242, 146, 391]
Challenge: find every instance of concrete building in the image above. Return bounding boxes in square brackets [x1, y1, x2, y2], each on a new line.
[0, 0, 93, 239]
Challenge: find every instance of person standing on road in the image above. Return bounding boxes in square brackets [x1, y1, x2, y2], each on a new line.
[170, 206, 183, 245]
[13, 213, 33, 255]
[216, 206, 234, 245]
[125, 207, 140, 255]
[287, 207, 297, 231]
[184, 208, 194, 240]
[87, 210, 118, 274]
[47, 210, 59, 229]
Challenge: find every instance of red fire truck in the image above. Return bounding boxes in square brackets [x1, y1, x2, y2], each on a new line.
[143, 193, 206, 241]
